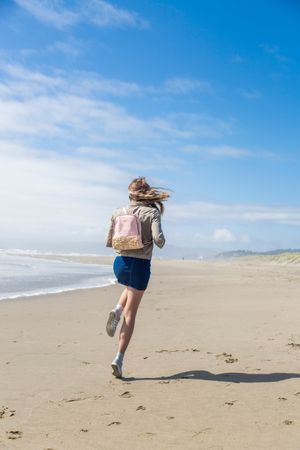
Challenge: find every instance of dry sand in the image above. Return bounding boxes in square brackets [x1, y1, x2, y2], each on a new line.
[1, 257, 300, 450]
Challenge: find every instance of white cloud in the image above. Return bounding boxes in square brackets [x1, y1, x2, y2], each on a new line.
[238, 88, 261, 101]
[0, 62, 141, 98]
[182, 144, 251, 158]
[14, 0, 79, 28]
[213, 228, 237, 243]
[1, 62, 217, 99]
[0, 62, 61, 87]
[0, 144, 129, 243]
[75, 146, 122, 158]
[259, 43, 291, 63]
[76, 74, 141, 97]
[168, 201, 300, 226]
[212, 229, 250, 244]
[48, 40, 82, 57]
[182, 144, 279, 160]
[14, 0, 149, 30]
[190, 228, 251, 246]
[0, 141, 178, 248]
[84, 0, 149, 29]
[0, 63, 236, 249]
[164, 77, 213, 94]
[0, 63, 233, 145]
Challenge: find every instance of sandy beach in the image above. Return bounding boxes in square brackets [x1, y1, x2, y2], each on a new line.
[1, 257, 300, 450]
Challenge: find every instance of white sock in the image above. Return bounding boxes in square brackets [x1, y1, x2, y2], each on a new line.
[113, 352, 124, 367]
[114, 304, 123, 320]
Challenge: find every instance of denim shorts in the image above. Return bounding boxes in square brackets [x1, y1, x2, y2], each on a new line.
[113, 256, 151, 291]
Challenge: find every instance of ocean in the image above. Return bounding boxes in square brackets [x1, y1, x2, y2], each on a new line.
[0, 251, 115, 300]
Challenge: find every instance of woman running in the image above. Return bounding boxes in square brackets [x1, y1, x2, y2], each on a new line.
[105, 177, 169, 378]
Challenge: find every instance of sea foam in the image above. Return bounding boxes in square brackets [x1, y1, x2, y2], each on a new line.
[0, 252, 115, 300]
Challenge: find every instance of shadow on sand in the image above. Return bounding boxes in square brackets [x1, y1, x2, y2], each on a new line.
[123, 370, 300, 384]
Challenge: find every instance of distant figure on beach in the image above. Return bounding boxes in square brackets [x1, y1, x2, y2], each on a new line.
[105, 177, 169, 378]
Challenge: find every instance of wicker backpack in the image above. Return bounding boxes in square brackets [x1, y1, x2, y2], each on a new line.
[112, 208, 144, 251]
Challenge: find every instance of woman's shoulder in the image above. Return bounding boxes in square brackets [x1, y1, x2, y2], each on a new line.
[137, 203, 160, 213]
[112, 203, 160, 219]
[111, 206, 126, 218]
[138, 204, 161, 222]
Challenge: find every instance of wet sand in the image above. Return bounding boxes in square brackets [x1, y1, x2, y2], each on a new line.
[1, 257, 300, 449]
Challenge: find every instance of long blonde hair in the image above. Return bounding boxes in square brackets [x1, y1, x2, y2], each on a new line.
[128, 177, 170, 214]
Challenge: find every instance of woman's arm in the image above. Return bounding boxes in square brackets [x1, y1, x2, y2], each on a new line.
[151, 210, 165, 248]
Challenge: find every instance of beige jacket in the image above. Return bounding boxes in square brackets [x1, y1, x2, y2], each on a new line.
[105, 200, 165, 260]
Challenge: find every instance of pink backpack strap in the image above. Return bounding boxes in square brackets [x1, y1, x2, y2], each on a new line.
[125, 207, 142, 237]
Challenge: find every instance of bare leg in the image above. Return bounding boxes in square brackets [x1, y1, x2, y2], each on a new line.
[117, 287, 128, 310]
[118, 287, 145, 354]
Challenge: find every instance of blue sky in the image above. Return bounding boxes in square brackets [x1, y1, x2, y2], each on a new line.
[0, 0, 300, 255]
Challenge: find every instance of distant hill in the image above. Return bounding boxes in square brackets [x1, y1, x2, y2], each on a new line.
[216, 250, 255, 259]
[216, 249, 300, 264]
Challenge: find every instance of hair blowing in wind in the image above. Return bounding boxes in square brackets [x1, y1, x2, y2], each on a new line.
[128, 177, 170, 214]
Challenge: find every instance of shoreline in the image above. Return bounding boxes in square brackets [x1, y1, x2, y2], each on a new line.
[1, 253, 300, 304]
[0, 281, 116, 303]
[0, 254, 115, 303]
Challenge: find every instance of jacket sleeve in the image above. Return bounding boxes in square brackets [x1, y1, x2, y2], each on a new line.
[105, 216, 114, 247]
[151, 210, 165, 248]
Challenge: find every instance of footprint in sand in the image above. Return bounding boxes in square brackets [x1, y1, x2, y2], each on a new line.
[192, 427, 212, 438]
[138, 432, 156, 437]
[278, 397, 287, 401]
[62, 395, 102, 403]
[156, 349, 179, 353]
[6, 430, 23, 440]
[224, 401, 237, 406]
[216, 352, 238, 363]
[80, 429, 89, 433]
[156, 348, 200, 354]
[225, 357, 238, 364]
[216, 353, 239, 364]
[136, 405, 146, 411]
[283, 419, 294, 425]
[287, 343, 300, 349]
[108, 421, 121, 426]
[0, 407, 15, 419]
[167, 416, 175, 420]
[217, 352, 232, 358]
[119, 391, 133, 398]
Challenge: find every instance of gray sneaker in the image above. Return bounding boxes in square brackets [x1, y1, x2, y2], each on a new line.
[106, 310, 119, 337]
[111, 361, 122, 378]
